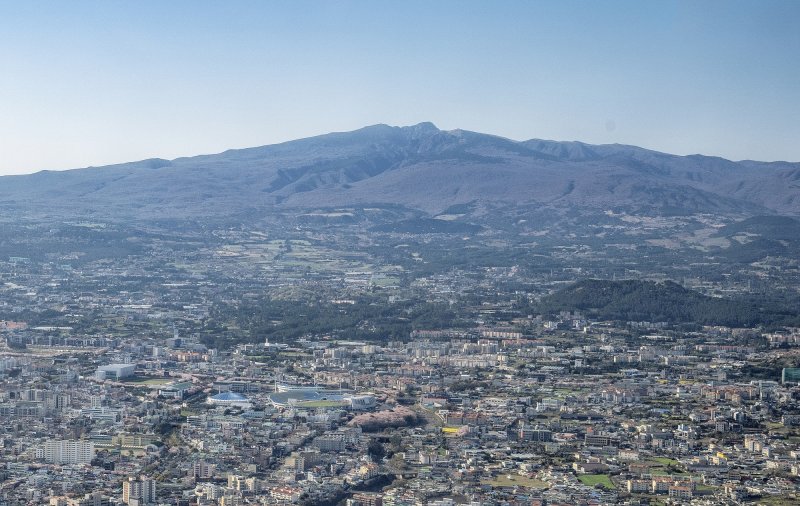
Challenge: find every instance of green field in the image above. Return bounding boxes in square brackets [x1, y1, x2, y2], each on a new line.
[280, 351, 313, 357]
[651, 457, 680, 466]
[578, 474, 615, 489]
[122, 377, 171, 385]
[647, 457, 687, 476]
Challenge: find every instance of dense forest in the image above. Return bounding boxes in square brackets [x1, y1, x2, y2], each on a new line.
[202, 296, 471, 348]
[533, 279, 800, 328]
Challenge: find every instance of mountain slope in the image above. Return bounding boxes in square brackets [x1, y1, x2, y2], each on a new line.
[0, 123, 797, 220]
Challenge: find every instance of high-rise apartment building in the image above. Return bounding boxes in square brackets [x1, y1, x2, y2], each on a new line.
[122, 476, 156, 505]
[38, 440, 94, 465]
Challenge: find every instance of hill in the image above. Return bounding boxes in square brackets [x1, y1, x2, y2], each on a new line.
[716, 215, 800, 241]
[535, 279, 800, 327]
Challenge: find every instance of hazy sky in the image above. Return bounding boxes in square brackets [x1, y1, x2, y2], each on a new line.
[1, 1, 798, 175]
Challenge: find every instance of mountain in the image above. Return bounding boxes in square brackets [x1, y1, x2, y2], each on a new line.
[0, 122, 798, 221]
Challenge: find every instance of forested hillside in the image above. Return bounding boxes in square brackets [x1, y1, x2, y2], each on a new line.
[534, 279, 800, 327]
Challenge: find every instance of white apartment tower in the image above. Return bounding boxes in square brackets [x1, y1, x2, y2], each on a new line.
[39, 440, 95, 465]
[122, 476, 156, 505]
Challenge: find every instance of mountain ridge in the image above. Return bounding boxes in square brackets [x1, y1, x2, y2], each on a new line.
[0, 122, 797, 220]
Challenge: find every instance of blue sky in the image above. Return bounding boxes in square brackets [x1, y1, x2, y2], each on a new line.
[1, 1, 798, 174]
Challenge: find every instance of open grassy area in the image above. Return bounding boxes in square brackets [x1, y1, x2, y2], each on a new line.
[646, 457, 687, 476]
[483, 474, 549, 489]
[651, 457, 681, 466]
[122, 377, 171, 385]
[641, 499, 667, 506]
[553, 387, 581, 395]
[650, 468, 688, 476]
[372, 276, 401, 287]
[280, 351, 312, 357]
[577, 474, 615, 489]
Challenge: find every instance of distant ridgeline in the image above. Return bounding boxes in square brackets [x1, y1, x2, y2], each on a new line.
[0, 122, 798, 220]
[534, 279, 800, 328]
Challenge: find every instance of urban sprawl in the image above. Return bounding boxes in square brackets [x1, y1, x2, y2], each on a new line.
[0, 218, 799, 506]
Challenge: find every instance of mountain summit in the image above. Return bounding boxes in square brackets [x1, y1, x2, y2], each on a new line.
[0, 123, 797, 220]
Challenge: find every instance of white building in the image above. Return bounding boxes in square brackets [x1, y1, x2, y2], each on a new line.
[122, 476, 156, 505]
[95, 363, 136, 381]
[37, 439, 94, 465]
[192, 460, 216, 479]
[345, 394, 376, 410]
